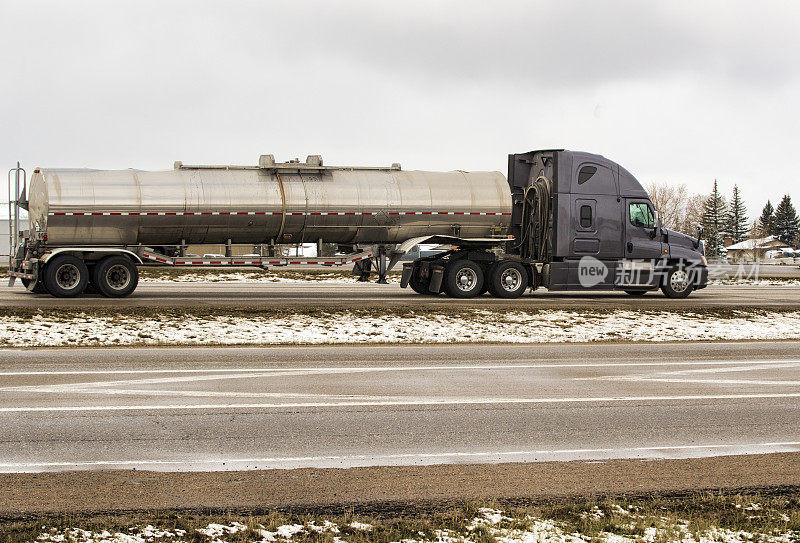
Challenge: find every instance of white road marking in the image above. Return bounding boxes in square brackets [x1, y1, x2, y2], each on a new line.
[609, 378, 800, 386]
[1, 359, 797, 376]
[3, 392, 800, 412]
[3, 441, 800, 470]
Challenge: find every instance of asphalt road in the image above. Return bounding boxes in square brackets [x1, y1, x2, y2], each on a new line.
[1, 281, 799, 309]
[1, 341, 799, 473]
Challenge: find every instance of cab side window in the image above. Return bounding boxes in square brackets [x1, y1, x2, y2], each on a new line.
[629, 203, 654, 228]
[578, 166, 597, 185]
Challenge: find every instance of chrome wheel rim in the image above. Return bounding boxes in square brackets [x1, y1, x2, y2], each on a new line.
[106, 264, 131, 290]
[55, 264, 80, 290]
[670, 269, 689, 292]
[455, 267, 478, 292]
[500, 268, 523, 292]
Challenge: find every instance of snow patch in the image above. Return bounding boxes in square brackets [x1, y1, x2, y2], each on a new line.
[3, 309, 800, 347]
[34, 508, 800, 543]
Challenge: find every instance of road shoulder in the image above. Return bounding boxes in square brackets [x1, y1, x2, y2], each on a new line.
[3, 452, 800, 514]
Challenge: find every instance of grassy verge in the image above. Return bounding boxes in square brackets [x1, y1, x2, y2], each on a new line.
[3, 491, 800, 543]
[0, 304, 794, 321]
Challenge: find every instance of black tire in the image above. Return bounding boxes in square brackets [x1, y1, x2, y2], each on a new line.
[408, 268, 434, 295]
[43, 255, 89, 298]
[625, 290, 648, 296]
[661, 265, 694, 299]
[487, 261, 529, 299]
[21, 277, 49, 294]
[443, 260, 484, 298]
[93, 256, 139, 298]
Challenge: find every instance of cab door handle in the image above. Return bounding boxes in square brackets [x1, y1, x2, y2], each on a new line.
[627, 242, 634, 253]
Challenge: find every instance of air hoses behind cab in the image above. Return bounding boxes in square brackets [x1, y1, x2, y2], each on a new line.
[519, 175, 552, 261]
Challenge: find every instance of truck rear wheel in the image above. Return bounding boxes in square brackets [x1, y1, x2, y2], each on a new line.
[443, 260, 484, 298]
[93, 256, 139, 297]
[408, 268, 436, 295]
[661, 266, 693, 299]
[43, 255, 89, 298]
[487, 261, 528, 298]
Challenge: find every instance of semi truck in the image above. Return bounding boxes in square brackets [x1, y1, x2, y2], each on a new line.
[6, 149, 708, 299]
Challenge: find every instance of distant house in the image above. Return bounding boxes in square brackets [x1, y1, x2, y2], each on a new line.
[724, 236, 792, 262]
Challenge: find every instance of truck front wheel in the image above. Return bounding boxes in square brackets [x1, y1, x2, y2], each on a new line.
[487, 261, 528, 298]
[661, 266, 693, 299]
[443, 260, 484, 298]
[93, 256, 139, 298]
[43, 255, 89, 298]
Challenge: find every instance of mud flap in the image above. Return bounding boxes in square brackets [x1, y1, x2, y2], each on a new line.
[400, 262, 413, 288]
[429, 265, 444, 293]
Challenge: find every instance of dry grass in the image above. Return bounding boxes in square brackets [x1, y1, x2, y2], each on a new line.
[3, 492, 800, 543]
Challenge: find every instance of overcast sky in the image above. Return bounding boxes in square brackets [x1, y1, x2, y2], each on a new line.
[2, 0, 798, 217]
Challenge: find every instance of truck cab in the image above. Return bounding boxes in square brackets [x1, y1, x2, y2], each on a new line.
[508, 150, 708, 297]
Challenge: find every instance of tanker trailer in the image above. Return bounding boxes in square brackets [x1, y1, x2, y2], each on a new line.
[7, 154, 514, 298]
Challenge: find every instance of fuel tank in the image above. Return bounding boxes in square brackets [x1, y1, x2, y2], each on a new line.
[27, 155, 512, 246]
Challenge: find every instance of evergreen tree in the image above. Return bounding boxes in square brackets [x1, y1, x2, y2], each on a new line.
[726, 185, 749, 244]
[759, 201, 775, 237]
[774, 195, 800, 245]
[701, 179, 728, 258]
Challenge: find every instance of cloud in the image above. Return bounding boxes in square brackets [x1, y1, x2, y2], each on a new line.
[0, 0, 798, 216]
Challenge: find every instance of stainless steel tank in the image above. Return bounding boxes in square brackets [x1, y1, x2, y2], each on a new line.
[27, 155, 512, 246]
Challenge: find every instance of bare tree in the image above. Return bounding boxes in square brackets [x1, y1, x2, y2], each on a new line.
[646, 181, 704, 235]
[679, 193, 706, 235]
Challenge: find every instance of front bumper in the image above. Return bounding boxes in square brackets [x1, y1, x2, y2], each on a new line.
[693, 265, 709, 290]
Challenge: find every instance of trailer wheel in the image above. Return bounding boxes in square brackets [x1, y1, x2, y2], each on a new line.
[21, 277, 49, 294]
[93, 256, 139, 298]
[487, 261, 528, 298]
[443, 260, 484, 298]
[661, 266, 693, 299]
[43, 255, 89, 298]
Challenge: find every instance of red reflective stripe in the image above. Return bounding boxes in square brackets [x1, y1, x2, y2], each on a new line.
[49, 209, 510, 217]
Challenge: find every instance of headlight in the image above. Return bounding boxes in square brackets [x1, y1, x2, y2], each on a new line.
[701, 256, 708, 266]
